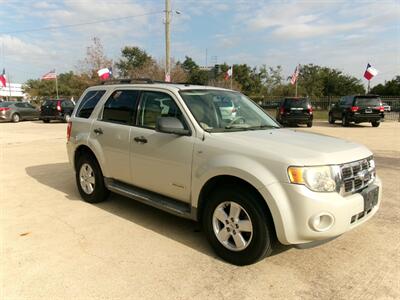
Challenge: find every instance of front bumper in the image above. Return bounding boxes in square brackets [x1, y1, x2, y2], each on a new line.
[259, 176, 382, 245]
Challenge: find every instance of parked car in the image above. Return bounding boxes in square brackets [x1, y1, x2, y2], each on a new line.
[0, 101, 39, 122]
[213, 96, 237, 120]
[276, 97, 313, 127]
[382, 102, 391, 112]
[67, 82, 381, 265]
[329, 95, 384, 127]
[40, 99, 75, 123]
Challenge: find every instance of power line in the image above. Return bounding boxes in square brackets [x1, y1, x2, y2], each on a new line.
[0, 11, 164, 35]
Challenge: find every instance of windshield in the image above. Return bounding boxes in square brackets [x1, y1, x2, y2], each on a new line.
[179, 89, 280, 132]
[354, 97, 381, 107]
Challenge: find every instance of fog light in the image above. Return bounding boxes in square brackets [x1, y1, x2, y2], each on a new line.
[309, 213, 335, 232]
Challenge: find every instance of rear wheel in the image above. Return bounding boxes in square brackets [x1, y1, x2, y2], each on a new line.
[203, 185, 274, 265]
[328, 113, 335, 124]
[11, 113, 20, 123]
[342, 114, 349, 127]
[42, 119, 50, 123]
[371, 121, 380, 127]
[307, 121, 312, 128]
[76, 154, 109, 203]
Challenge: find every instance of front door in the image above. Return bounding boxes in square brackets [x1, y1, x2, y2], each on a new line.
[130, 90, 194, 203]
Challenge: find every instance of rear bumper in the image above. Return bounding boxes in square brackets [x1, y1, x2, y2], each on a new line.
[350, 113, 383, 122]
[40, 114, 64, 120]
[280, 115, 313, 124]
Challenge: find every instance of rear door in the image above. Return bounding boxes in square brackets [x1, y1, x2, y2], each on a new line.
[24, 102, 39, 119]
[285, 99, 309, 117]
[130, 90, 194, 202]
[91, 89, 140, 184]
[354, 97, 382, 116]
[41, 100, 56, 116]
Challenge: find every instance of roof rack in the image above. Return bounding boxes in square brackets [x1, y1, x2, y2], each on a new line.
[99, 78, 191, 86]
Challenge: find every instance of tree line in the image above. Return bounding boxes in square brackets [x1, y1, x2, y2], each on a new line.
[24, 37, 399, 100]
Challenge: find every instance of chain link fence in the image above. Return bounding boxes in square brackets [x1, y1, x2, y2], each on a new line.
[252, 95, 400, 121]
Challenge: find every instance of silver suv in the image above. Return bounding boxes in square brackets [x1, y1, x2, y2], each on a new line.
[67, 81, 382, 265]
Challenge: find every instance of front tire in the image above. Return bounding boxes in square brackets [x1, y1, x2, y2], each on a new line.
[42, 119, 50, 123]
[203, 186, 274, 265]
[342, 114, 349, 127]
[11, 113, 20, 123]
[328, 113, 335, 124]
[76, 154, 109, 203]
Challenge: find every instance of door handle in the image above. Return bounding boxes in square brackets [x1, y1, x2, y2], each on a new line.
[134, 136, 148, 144]
[93, 128, 103, 135]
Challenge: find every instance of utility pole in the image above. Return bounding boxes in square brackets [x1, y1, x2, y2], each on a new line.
[165, 0, 171, 82]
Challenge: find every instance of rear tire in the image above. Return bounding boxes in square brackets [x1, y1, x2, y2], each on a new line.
[328, 113, 335, 124]
[342, 114, 349, 127]
[42, 119, 50, 123]
[202, 185, 274, 266]
[307, 121, 312, 128]
[11, 113, 20, 123]
[371, 121, 380, 127]
[76, 154, 109, 203]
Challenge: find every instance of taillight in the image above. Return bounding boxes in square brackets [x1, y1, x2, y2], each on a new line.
[67, 121, 72, 141]
[0, 107, 10, 112]
[279, 107, 285, 114]
[351, 106, 359, 112]
[378, 106, 384, 112]
[57, 100, 61, 111]
[307, 105, 313, 114]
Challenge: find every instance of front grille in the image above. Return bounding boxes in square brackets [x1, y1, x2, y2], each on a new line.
[341, 156, 375, 195]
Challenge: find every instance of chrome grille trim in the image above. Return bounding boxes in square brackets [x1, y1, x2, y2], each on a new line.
[340, 156, 375, 195]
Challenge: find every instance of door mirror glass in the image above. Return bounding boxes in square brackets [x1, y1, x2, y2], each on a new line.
[156, 117, 190, 135]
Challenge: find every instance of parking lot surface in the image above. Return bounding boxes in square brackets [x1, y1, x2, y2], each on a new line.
[1, 121, 399, 299]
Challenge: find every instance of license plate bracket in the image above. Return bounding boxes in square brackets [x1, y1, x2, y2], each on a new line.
[365, 109, 372, 113]
[361, 185, 379, 212]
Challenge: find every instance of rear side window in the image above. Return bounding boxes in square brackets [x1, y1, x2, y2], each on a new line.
[102, 90, 140, 124]
[76, 90, 105, 118]
[0, 102, 12, 107]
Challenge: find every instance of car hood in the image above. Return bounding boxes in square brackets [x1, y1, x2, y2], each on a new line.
[211, 128, 372, 166]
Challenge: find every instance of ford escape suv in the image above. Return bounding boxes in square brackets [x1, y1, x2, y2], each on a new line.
[67, 81, 382, 265]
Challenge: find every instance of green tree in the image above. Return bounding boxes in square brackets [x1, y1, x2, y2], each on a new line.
[116, 46, 153, 77]
[180, 56, 208, 85]
[371, 76, 400, 95]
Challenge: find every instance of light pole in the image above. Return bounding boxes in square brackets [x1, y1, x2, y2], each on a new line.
[165, 0, 171, 82]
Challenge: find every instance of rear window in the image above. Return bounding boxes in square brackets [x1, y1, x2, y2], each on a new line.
[76, 90, 106, 118]
[354, 97, 381, 107]
[283, 99, 309, 108]
[61, 100, 75, 108]
[42, 100, 57, 108]
[0, 102, 12, 107]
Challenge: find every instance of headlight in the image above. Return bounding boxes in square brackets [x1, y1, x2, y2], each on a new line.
[288, 166, 339, 192]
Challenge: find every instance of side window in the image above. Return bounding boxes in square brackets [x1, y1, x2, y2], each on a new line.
[346, 96, 354, 106]
[76, 90, 106, 118]
[339, 97, 346, 106]
[27, 103, 35, 109]
[137, 91, 187, 129]
[102, 90, 139, 124]
[15, 103, 24, 108]
[61, 101, 74, 108]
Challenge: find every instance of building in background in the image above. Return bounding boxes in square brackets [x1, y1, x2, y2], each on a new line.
[0, 83, 27, 101]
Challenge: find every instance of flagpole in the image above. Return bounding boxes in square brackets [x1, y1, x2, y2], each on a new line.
[367, 80, 370, 94]
[230, 65, 233, 89]
[8, 72, 11, 100]
[295, 80, 298, 97]
[55, 72, 59, 99]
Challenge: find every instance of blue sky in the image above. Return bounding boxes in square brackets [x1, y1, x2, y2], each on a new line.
[0, 0, 399, 87]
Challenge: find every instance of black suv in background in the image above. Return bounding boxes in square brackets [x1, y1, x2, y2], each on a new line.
[276, 97, 313, 127]
[40, 99, 75, 123]
[329, 95, 384, 127]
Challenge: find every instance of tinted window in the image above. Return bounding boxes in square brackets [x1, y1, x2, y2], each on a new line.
[15, 103, 25, 108]
[76, 90, 106, 118]
[354, 97, 381, 107]
[61, 100, 75, 108]
[283, 99, 309, 108]
[0, 102, 12, 107]
[102, 90, 139, 124]
[346, 96, 354, 105]
[138, 91, 187, 129]
[43, 100, 56, 108]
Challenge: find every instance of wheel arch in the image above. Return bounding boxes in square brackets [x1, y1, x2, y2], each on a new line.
[74, 144, 101, 172]
[196, 175, 277, 236]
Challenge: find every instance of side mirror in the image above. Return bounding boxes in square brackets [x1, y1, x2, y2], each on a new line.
[156, 117, 190, 136]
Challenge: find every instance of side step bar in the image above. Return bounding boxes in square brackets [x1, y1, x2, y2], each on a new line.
[104, 178, 194, 219]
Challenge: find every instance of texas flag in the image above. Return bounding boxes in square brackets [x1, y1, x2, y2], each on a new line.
[224, 66, 233, 80]
[0, 68, 7, 88]
[364, 63, 378, 80]
[97, 67, 112, 80]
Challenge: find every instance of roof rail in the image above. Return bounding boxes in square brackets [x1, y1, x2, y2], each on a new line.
[100, 78, 154, 85]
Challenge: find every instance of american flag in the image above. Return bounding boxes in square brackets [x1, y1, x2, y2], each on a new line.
[290, 65, 300, 85]
[41, 70, 57, 80]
